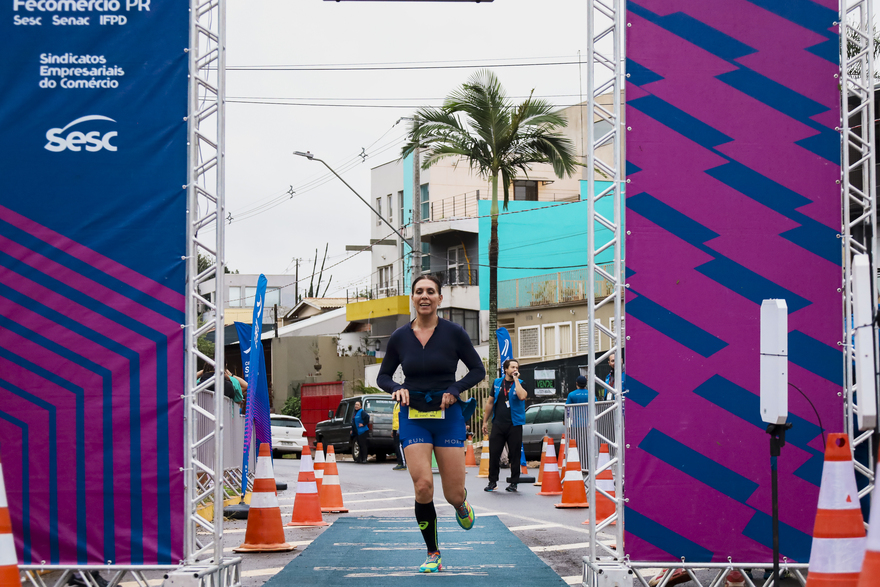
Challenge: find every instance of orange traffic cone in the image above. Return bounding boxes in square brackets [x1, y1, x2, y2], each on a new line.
[538, 438, 563, 496]
[287, 445, 328, 527]
[558, 433, 567, 470]
[857, 460, 880, 587]
[320, 445, 349, 513]
[520, 443, 528, 476]
[465, 439, 477, 468]
[556, 439, 589, 508]
[477, 439, 490, 478]
[234, 443, 296, 552]
[0, 457, 20, 584]
[535, 436, 550, 486]
[807, 433, 866, 587]
[314, 442, 326, 497]
[591, 443, 615, 524]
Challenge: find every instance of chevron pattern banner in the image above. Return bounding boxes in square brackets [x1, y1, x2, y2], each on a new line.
[0, 0, 187, 565]
[625, 0, 841, 563]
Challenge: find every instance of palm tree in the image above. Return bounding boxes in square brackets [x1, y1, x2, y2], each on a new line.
[402, 70, 578, 379]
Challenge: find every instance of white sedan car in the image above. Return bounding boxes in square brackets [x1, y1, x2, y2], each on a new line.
[270, 415, 306, 458]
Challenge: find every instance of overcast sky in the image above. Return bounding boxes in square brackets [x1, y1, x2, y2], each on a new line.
[220, 0, 597, 298]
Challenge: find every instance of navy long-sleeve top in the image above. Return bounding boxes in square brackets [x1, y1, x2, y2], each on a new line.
[377, 318, 486, 399]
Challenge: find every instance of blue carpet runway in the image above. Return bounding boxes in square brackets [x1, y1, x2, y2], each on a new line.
[262, 515, 570, 586]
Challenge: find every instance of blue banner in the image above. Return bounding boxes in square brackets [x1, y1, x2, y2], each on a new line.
[496, 327, 513, 369]
[0, 0, 187, 566]
[241, 276, 272, 492]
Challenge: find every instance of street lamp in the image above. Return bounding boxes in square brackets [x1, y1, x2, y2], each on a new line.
[293, 151, 412, 248]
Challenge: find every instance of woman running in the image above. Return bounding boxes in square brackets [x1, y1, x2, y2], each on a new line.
[377, 274, 486, 573]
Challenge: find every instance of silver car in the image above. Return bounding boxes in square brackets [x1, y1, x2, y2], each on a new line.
[522, 402, 565, 461]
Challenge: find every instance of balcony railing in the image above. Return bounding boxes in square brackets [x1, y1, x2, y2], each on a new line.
[498, 265, 615, 309]
[423, 188, 581, 223]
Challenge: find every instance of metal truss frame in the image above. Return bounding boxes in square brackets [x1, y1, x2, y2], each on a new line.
[583, 562, 809, 587]
[841, 0, 878, 511]
[585, 0, 627, 568]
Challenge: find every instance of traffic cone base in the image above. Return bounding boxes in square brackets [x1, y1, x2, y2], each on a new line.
[235, 443, 296, 553]
[320, 445, 349, 513]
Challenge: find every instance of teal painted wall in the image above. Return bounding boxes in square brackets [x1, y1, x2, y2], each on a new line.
[477, 180, 624, 310]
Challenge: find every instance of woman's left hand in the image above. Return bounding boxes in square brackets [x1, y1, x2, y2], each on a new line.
[440, 393, 457, 410]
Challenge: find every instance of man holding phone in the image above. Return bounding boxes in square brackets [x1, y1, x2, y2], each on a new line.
[482, 358, 528, 492]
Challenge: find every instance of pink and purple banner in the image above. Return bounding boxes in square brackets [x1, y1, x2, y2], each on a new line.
[624, 0, 841, 563]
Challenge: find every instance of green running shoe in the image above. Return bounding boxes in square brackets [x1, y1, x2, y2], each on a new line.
[455, 491, 475, 530]
[419, 551, 442, 573]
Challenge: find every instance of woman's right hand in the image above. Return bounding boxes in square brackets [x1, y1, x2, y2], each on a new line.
[391, 388, 409, 406]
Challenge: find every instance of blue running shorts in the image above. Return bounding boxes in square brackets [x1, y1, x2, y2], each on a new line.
[399, 403, 466, 449]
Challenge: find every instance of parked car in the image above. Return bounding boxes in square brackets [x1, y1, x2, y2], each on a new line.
[270, 414, 306, 458]
[314, 395, 396, 462]
[522, 402, 565, 461]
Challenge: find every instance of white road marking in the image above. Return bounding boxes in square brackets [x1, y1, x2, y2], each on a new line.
[345, 495, 414, 504]
[531, 540, 615, 552]
[508, 523, 564, 531]
[563, 575, 583, 585]
[342, 489, 396, 496]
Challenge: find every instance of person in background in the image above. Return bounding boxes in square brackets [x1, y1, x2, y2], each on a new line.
[351, 400, 370, 463]
[482, 358, 528, 493]
[377, 274, 486, 573]
[602, 353, 625, 400]
[392, 402, 406, 470]
[566, 375, 590, 404]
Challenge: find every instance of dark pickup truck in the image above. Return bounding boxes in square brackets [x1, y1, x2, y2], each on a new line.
[314, 394, 396, 462]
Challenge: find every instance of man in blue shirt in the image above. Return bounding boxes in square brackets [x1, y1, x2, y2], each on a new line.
[482, 359, 528, 492]
[566, 375, 590, 404]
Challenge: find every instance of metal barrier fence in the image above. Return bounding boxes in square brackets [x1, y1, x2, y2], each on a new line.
[461, 383, 492, 441]
[564, 401, 616, 473]
[196, 391, 253, 497]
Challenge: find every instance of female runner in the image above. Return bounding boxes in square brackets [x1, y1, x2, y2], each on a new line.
[377, 274, 486, 573]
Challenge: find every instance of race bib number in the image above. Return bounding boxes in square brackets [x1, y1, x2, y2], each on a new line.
[409, 407, 445, 420]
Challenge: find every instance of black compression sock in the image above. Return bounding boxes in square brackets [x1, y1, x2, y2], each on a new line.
[414, 500, 438, 553]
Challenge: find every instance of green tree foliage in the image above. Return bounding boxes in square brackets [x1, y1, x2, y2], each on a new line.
[281, 396, 301, 418]
[402, 70, 578, 378]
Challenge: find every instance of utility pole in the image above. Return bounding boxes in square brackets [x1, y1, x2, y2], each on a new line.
[294, 258, 299, 304]
[411, 116, 421, 284]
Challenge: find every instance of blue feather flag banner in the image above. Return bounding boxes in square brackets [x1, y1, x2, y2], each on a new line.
[240, 275, 272, 492]
[496, 327, 513, 371]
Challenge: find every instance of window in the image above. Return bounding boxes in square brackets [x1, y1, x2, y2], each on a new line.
[420, 183, 430, 220]
[524, 407, 539, 424]
[335, 403, 348, 420]
[228, 286, 242, 307]
[398, 190, 404, 227]
[438, 307, 479, 344]
[513, 180, 538, 201]
[387, 194, 393, 224]
[576, 319, 601, 353]
[421, 242, 430, 272]
[543, 322, 572, 359]
[270, 417, 302, 428]
[378, 264, 393, 294]
[365, 398, 395, 413]
[447, 245, 467, 285]
[376, 197, 383, 225]
[518, 325, 540, 358]
[535, 405, 559, 424]
[610, 317, 625, 340]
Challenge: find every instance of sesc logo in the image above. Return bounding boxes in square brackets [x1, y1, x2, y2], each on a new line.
[45, 115, 117, 153]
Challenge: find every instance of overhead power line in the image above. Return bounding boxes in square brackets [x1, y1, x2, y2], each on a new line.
[226, 60, 582, 72]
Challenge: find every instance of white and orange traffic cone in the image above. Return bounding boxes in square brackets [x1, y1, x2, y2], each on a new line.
[287, 445, 328, 527]
[319, 445, 349, 513]
[314, 442, 326, 497]
[465, 439, 477, 468]
[477, 439, 490, 478]
[538, 438, 563, 496]
[556, 439, 589, 508]
[535, 436, 550, 486]
[806, 433, 866, 587]
[234, 443, 296, 552]
[0, 456, 20, 584]
[558, 433, 567, 471]
[520, 443, 528, 476]
[589, 443, 615, 525]
[857, 460, 880, 587]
